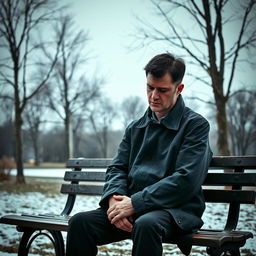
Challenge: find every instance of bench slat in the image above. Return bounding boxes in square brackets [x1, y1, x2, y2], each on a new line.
[66, 156, 256, 169]
[203, 189, 256, 204]
[204, 173, 256, 186]
[0, 214, 69, 231]
[210, 156, 256, 169]
[64, 171, 105, 181]
[61, 184, 256, 204]
[61, 184, 103, 195]
[66, 158, 112, 168]
[63, 171, 256, 186]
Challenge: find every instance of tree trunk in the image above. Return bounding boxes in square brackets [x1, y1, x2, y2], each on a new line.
[69, 117, 73, 158]
[215, 96, 230, 156]
[102, 126, 108, 158]
[33, 136, 40, 166]
[64, 114, 73, 160]
[14, 62, 25, 183]
[65, 117, 70, 160]
[15, 108, 25, 183]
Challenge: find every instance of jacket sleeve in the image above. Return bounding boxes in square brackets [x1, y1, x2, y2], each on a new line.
[99, 123, 132, 208]
[131, 119, 212, 215]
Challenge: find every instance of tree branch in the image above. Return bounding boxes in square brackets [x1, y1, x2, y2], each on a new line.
[0, 94, 14, 101]
[226, 1, 255, 99]
[0, 70, 15, 87]
[214, 0, 225, 80]
[185, 96, 215, 105]
[229, 89, 255, 99]
[190, 0, 205, 19]
[186, 72, 211, 87]
[45, 84, 64, 120]
[155, 2, 209, 71]
[21, 18, 65, 111]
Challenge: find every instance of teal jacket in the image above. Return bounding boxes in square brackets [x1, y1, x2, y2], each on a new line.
[100, 95, 212, 232]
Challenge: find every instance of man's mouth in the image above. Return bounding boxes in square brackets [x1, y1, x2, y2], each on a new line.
[151, 102, 161, 106]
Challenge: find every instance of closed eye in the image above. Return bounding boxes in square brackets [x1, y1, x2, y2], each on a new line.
[147, 84, 169, 93]
[158, 88, 168, 93]
[147, 84, 154, 91]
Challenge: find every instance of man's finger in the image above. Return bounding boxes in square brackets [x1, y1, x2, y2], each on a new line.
[107, 205, 116, 216]
[111, 210, 130, 224]
[107, 209, 119, 221]
[120, 217, 133, 231]
[111, 213, 122, 224]
[113, 195, 124, 200]
[114, 218, 132, 232]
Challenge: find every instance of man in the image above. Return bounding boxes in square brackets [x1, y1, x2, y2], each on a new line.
[66, 53, 212, 256]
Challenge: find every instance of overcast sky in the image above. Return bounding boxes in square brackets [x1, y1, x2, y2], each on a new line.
[67, 0, 255, 110]
[69, 0, 154, 106]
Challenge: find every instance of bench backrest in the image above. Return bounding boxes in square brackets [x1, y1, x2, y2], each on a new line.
[61, 156, 256, 231]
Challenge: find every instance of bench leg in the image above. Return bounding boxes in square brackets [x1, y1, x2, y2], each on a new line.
[18, 228, 34, 256]
[226, 248, 241, 256]
[50, 230, 65, 256]
[17, 228, 65, 256]
[207, 246, 241, 256]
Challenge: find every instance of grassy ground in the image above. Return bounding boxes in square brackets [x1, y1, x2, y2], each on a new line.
[0, 176, 62, 194]
[23, 162, 65, 168]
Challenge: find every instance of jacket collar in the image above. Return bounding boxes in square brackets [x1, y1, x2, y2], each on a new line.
[136, 95, 185, 131]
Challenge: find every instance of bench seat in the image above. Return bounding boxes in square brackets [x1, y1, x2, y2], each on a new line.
[1, 214, 253, 248]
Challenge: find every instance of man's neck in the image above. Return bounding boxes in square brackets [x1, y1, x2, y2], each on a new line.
[152, 112, 166, 121]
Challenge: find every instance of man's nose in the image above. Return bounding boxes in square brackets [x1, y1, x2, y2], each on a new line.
[152, 89, 159, 100]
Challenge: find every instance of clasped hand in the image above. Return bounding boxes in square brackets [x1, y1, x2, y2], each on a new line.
[107, 195, 135, 232]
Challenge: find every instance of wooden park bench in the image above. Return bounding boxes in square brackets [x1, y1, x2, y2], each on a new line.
[0, 156, 255, 256]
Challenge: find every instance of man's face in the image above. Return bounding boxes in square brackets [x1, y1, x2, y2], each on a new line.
[146, 73, 184, 120]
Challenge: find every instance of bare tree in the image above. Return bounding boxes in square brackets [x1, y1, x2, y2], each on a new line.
[72, 115, 88, 157]
[23, 88, 49, 166]
[0, 0, 64, 183]
[46, 15, 102, 160]
[89, 98, 117, 158]
[121, 96, 146, 128]
[135, 0, 256, 155]
[227, 89, 256, 155]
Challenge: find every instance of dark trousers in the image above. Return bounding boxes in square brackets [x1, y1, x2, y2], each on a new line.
[66, 208, 186, 256]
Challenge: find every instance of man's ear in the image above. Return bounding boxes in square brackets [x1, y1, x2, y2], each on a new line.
[177, 83, 184, 94]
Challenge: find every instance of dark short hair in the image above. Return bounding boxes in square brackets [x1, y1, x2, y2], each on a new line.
[144, 53, 186, 84]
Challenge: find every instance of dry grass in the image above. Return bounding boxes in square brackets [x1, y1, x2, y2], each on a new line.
[0, 176, 62, 194]
[23, 162, 65, 168]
